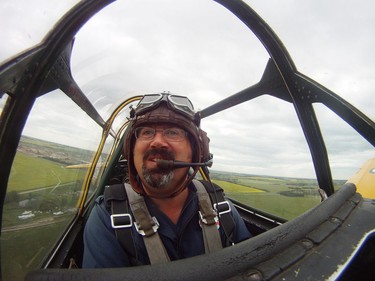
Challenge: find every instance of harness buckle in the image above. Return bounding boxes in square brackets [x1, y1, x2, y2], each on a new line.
[134, 216, 160, 236]
[199, 210, 218, 225]
[110, 213, 133, 229]
[214, 201, 231, 216]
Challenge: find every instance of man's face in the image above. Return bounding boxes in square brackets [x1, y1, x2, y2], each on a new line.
[133, 123, 193, 197]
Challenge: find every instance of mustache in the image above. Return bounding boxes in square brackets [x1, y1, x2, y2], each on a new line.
[143, 148, 175, 163]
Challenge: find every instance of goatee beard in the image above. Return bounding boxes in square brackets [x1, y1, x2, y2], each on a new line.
[142, 148, 175, 189]
[142, 167, 174, 189]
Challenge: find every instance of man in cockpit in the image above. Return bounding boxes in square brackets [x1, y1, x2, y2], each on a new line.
[83, 93, 251, 267]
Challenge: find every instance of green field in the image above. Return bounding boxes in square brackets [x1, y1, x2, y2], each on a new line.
[213, 179, 265, 193]
[210, 171, 345, 220]
[8, 152, 87, 192]
[1, 136, 347, 281]
[2, 137, 90, 281]
[2, 219, 69, 281]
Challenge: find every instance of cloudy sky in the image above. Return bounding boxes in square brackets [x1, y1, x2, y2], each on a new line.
[1, 0, 374, 180]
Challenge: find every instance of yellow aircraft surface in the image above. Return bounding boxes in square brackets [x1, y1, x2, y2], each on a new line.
[348, 158, 375, 199]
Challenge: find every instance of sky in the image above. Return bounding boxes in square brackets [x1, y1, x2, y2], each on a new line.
[0, 0, 374, 180]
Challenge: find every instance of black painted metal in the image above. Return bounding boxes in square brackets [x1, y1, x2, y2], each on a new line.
[0, 0, 114, 235]
[0, 0, 374, 280]
[24, 183, 364, 281]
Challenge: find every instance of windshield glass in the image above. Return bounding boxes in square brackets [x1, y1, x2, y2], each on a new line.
[69, 0, 374, 180]
[248, 0, 374, 120]
[0, 1, 374, 279]
[0, 0, 79, 64]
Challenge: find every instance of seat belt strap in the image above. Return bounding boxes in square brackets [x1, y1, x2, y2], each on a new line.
[124, 183, 170, 264]
[193, 180, 223, 253]
[201, 180, 236, 246]
[105, 184, 139, 264]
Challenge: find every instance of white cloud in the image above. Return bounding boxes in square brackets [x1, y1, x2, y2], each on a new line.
[1, 0, 374, 180]
[0, 0, 79, 63]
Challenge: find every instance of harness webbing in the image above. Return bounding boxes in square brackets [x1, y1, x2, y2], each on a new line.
[106, 184, 138, 264]
[197, 180, 235, 246]
[124, 183, 170, 264]
[194, 180, 223, 253]
[105, 180, 235, 265]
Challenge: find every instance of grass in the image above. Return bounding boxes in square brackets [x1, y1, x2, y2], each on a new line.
[1, 219, 70, 281]
[4, 137, 88, 230]
[210, 171, 321, 220]
[212, 179, 264, 193]
[227, 192, 320, 220]
[1, 136, 345, 281]
[2, 138, 86, 281]
[8, 152, 87, 192]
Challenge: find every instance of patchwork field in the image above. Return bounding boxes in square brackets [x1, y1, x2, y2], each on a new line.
[1, 136, 348, 281]
[8, 152, 87, 192]
[210, 170, 345, 220]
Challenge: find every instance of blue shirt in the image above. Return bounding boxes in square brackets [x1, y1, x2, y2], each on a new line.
[83, 184, 251, 268]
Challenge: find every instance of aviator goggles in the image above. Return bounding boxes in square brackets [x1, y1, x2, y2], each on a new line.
[132, 93, 196, 120]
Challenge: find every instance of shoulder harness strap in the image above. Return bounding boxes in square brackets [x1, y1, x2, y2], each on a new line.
[193, 180, 223, 253]
[104, 184, 139, 265]
[124, 183, 170, 264]
[195, 180, 235, 246]
[105, 180, 235, 265]
[105, 184, 170, 265]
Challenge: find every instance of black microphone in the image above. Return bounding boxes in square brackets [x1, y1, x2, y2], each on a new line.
[156, 159, 213, 169]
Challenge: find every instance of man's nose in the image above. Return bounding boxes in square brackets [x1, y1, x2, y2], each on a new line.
[150, 131, 168, 147]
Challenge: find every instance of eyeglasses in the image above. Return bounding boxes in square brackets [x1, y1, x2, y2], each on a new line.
[135, 127, 188, 142]
[133, 93, 195, 120]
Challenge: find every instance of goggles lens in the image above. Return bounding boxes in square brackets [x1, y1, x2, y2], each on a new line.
[168, 95, 194, 112]
[134, 93, 195, 119]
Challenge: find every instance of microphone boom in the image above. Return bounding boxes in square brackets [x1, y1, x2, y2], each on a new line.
[156, 159, 212, 169]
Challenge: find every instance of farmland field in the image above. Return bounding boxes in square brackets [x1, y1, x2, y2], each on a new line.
[8, 152, 87, 192]
[1, 136, 346, 281]
[2, 136, 94, 281]
[2, 220, 68, 281]
[210, 171, 345, 220]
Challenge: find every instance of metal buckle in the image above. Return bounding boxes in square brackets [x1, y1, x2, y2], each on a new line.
[110, 213, 132, 229]
[199, 211, 218, 225]
[214, 201, 231, 216]
[134, 216, 159, 236]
